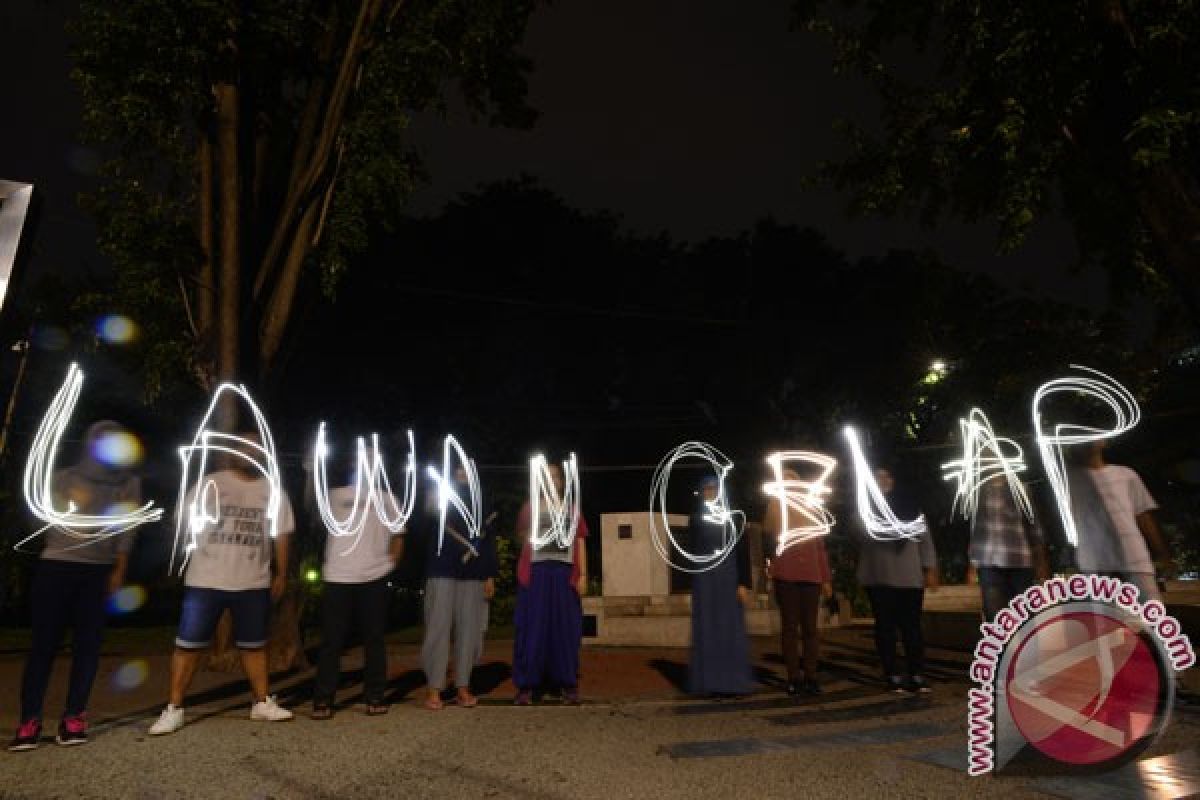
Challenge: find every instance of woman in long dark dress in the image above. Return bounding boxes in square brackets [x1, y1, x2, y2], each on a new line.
[512, 462, 589, 705]
[688, 477, 753, 696]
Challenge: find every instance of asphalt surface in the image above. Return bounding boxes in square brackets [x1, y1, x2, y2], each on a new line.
[1, 628, 1197, 799]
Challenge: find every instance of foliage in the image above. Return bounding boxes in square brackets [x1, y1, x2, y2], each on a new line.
[71, 0, 539, 400]
[794, 0, 1200, 317]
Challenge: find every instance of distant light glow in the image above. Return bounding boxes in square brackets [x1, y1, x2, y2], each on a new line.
[90, 429, 144, 468]
[942, 408, 1033, 523]
[425, 435, 481, 555]
[529, 453, 581, 552]
[19, 364, 162, 553]
[843, 426, 927, 540]
[1033, 365, 1140, 547]
[305, 568, 320, 583]
[649, 441, 745, 573]
[108, 584, 147, 614]
[111, 659, 149, 691]
[95, 314, 138, 345]
[313, 424, 415, 556]
[762, 451, 837, 555]
[171, 384, 283, 576]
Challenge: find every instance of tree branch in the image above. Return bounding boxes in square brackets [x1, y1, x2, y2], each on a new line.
[251, 0, 389, 302]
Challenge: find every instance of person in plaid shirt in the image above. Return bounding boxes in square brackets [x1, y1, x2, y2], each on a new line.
[968, 475, 1049, 620]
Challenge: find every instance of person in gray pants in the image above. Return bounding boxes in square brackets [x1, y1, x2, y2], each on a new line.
[420, 469, 496, 709]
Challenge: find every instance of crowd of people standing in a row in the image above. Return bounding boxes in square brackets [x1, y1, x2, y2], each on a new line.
[8, 422, 1174, 751]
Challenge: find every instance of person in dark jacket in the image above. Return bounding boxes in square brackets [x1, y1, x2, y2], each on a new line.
[420, 467, 496, 710]
[688, 476, 754, 696]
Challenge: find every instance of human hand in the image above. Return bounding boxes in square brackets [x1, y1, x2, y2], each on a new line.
[737, 586, 753, 608]
[821, 582, 833, 599]
[925, 569, 940, 590]
[107, 569, 125, 596]
[483, 578, 495, 600]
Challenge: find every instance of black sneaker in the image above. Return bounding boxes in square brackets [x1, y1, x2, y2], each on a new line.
[8, 718, 41, 752]
[907, 675, 933, 694]
[802, 679, 822, 696]
[56, 713, 88, 746]
[886, 675, 912, 695]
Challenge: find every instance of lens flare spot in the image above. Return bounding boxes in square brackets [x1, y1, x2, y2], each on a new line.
[111, 659, 148, 691]
[95, 314, 138, 345]
[109, 584, 147, 614]
[91, 430, 144, 468]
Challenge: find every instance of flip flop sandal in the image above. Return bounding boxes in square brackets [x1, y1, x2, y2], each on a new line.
[456, 694, 478, 709]
[366, 703, 389, 716]
[423, 695, 444, 711]
[311, 704, 334, 720]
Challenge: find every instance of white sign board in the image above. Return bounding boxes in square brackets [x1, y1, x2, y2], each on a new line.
[0, 181, 34, 314]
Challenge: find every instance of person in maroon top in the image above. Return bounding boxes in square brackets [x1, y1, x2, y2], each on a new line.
[763, 468, 833, 696]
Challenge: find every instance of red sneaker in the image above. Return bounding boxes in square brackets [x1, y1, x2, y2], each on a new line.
[8, 718, 42, 752]
[56, 713, 88, 746]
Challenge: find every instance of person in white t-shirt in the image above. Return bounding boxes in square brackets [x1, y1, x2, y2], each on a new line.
[311, 466, 405, 719]
[149, 433, 295, 735]
[1070, 440, 1172, 602]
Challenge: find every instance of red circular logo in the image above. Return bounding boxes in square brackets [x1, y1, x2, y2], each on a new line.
[1005, 611, 1163, 766]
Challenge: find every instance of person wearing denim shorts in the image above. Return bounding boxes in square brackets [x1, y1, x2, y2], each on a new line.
[149, 434, 296, 735]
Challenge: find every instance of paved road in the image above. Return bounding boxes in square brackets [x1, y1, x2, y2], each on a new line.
[1, 628, 1197, 799]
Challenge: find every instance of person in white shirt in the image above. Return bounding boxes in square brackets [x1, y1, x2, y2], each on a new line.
[149, 433, 295, 735]
[311, 463, 405, 719]
[1069, 440, 1172, 602]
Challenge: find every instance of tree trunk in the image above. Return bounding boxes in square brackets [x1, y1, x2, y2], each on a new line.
[196, 134, 216, 388]
[1137, 164, 1200, 329]
[203, 590, 309, 673]
[204, 81, 245, 675]
[258, 194, 321, 378]
[215, 80, 241, 428]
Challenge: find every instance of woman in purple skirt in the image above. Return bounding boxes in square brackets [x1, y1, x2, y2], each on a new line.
[512, 463, 589, 705]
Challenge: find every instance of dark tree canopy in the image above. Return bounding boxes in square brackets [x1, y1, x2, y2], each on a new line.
[795, 0, 1200, 328]
[72, 0, 539, 402]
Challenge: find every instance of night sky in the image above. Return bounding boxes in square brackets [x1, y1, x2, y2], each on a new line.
[2, 0, 1107, 305]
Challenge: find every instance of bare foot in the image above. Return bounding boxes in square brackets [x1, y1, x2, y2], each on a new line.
[456, 688, 478, 708]
[423, 690, 444, 711]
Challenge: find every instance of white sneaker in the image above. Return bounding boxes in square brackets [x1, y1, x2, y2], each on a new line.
[250, 696, 293, 722]
[148, 705, 185, 736]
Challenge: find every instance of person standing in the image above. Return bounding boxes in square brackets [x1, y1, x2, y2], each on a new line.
[420, 467, 496, 710]
[763, 468, 833, 696]
[513, 462, 589, 705]
[856, 466, 939, 695]
[968, 475, 1049, 620]
[311, 469, 405, 718]
[1068, 440, 1172, 602]
[688, 476, 754, 697]
[148, 433, 295, 735]
[9, 422, 143, 751]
